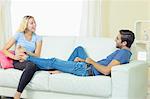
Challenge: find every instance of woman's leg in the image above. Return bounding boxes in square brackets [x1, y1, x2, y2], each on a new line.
[13, 61, 40, 99]
[27, 56, 88, 76]
[67, 46, 88, 61]
[17, 62, 40, 92]
[13, 60, 28, 70]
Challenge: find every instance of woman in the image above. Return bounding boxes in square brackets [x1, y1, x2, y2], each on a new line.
[2, 16, 42, 99]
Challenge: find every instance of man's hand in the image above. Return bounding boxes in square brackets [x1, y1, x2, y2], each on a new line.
[85, 58, 95, 64]
[74, 57, 85, 62]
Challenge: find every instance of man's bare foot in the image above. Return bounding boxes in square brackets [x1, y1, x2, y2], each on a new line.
[14, 91, 21, 99]
[15, 45, 26, 62]
[49, 70, 62, 74]
[20, 54, 28, 60]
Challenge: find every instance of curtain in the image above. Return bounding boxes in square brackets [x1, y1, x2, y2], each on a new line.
[80, 0, 102, 37]
[0, 0, 12, 49]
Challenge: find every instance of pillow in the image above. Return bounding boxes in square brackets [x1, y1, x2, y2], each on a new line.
[0, 50, 14, 69]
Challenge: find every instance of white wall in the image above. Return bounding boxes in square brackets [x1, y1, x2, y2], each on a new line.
[0, 0, 150, 39]
[101, 0, 149, 38]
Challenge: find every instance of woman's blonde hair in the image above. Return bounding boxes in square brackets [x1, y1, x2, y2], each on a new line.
[17, 15, 34, 33]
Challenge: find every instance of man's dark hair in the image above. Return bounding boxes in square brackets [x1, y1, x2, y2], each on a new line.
[119, 30, 135, 48]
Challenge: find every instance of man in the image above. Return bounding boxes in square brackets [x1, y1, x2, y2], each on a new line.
[21, 29, 135, 76]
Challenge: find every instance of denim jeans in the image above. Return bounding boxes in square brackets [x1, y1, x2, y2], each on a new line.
[67, 46, 88, 61]
[27, 46, 89, 76]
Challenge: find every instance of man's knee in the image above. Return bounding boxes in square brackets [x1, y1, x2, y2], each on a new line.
[76, 46, 84, 50]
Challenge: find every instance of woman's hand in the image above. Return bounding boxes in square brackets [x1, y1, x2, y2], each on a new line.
[13, 55, 21, 60]
[20, 54, 28, 60]
[13, 53, 27, 62]
[15, 46, 27, 62]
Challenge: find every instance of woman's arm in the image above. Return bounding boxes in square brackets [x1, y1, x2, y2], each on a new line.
[2, 38, 19, 60]
[26, 41, 42, 57]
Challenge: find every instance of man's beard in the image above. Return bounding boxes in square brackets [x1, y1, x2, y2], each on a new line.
[116, 45, 121, 49]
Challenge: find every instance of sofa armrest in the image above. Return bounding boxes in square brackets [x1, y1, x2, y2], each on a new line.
[111, 60, 148, 99]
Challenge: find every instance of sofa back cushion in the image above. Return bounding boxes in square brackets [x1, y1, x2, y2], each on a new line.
[41, 36, 117, 61]
[41, 36, 136, 61]
[41, 36, 76, 60]
[74, 37, 116, 60]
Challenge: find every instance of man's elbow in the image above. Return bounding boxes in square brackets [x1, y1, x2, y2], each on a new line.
[102, 69, 111, 75]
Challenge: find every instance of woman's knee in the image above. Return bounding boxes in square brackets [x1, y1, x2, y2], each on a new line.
[25, 62, 37, 70]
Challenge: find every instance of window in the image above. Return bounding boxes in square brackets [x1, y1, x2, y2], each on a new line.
[11, 0, 83, 36]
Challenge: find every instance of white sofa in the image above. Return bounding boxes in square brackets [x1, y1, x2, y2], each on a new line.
[147, 68, 150, 99]
[0, 36, 148, 99]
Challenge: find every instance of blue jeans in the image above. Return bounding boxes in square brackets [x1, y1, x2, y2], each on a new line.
[67, 46, 88, 61]
[27, 46, 89, 76]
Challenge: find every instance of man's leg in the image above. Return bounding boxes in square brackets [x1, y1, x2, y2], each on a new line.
[27, 56, 88, 76]
[26, 56, 55, 70]
[67, 46, 88, 61]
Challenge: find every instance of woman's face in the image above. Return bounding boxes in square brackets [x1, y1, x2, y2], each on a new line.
[26, 18, 36, 33]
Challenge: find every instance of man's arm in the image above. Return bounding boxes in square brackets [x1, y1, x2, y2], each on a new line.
[85, 58, 120, 75]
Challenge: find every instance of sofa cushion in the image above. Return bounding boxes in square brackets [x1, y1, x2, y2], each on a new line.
[0, 69, 50, 91]
[48, 73, 111, 97]
[27, 71, 50, 91]
[0, 51, 14, 69]
[0, 69, 22, 88]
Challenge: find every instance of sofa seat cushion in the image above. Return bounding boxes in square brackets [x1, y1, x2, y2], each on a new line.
[48, 73, 111, 97]
[0, 69, 22, 88]
[0, 69, 50, 91]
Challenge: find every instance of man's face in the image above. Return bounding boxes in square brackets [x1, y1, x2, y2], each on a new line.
[115, 33, 123, 48]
